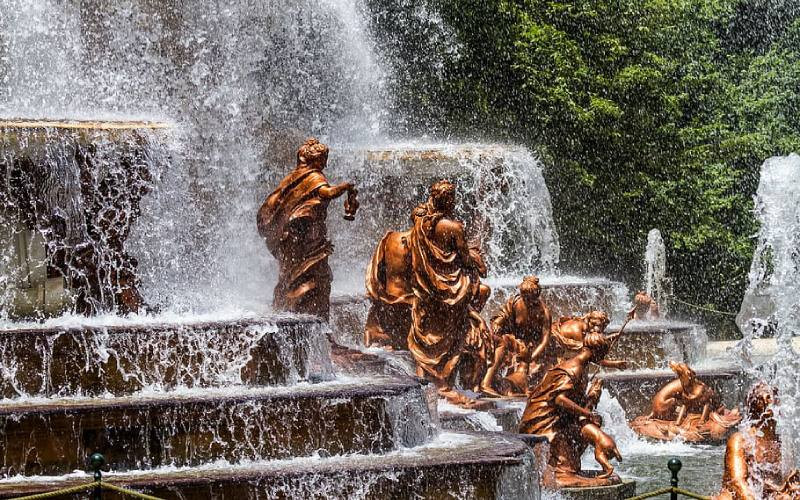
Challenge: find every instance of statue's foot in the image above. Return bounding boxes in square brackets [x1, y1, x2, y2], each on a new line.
[438, 388, 491, 409]
[479, 385, 503, 398]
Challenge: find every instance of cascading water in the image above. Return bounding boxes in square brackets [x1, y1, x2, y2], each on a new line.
[736, 153, 800, 468]
[0, 0, 389, 314]
[644, 228, 670, 315]
[325, 143, 560, 291]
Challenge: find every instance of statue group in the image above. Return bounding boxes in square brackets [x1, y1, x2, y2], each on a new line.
[258, 139, 798, 495]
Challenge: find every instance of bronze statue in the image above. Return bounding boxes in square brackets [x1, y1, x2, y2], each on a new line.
[632, 290, 660, 320]
[257, 138, 358, 320]
[551, 311, 629, 370]
[717, 383, 800, 500]
[519, 331, 624, 489]
[364, 228, 414, 350]
[406, 180, 489, 407]
[479, 275, 552, 397]
[630, 361, 740, 443]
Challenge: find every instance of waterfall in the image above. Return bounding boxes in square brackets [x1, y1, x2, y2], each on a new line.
[0, 1, 560, 315]
[736, 153, 800, 468]
[0, 0, 389, 314]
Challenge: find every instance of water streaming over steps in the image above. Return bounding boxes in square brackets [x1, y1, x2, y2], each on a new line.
[0, 317, 334, 399]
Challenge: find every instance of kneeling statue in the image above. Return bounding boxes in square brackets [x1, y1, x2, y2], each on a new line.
[519, 331, 624, 489]
[630, 361, 740, 443]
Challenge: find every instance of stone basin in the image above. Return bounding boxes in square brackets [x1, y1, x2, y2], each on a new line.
[606, 320, 708, 370]
[0, 315, 333, 398]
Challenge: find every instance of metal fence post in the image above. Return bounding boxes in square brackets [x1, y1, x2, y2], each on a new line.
[90, 453, 106, 500]
[668, 458, 682, 500]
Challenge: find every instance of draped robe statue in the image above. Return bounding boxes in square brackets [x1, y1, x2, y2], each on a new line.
[406, 180, 488, 406]
[519, 331, 624, 489]
[364, 228, 414, 350]
[257, 138, 357, 320]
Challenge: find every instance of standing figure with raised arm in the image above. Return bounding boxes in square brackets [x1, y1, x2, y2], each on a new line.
[519, 331, 624, 489]
[258, 138, 358, 320]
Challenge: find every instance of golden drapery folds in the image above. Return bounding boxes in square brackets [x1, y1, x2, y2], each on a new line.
[257, 165, 333, 319]
[406, 203, 475, 385]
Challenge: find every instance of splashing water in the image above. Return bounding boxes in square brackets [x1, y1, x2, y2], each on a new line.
[736, 154, 800, 468]
[326, 143, 560, 289]
[644, 228, 670, 315]
[0, 0, 389, 315]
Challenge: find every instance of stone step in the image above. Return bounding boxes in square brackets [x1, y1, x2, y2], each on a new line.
[606, 320, 708, 370]
[0, 377, 434, 477]
[599, 367, 747, 420]
[0, 316, 333, 399]
[0, 432, 539, 499]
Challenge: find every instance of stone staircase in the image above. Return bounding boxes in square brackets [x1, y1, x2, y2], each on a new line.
[0, 316, 539, 499]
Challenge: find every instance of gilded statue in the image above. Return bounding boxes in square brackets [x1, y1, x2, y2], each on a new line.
[632, 290, 660, 320]
[551, 310, 629, 369]
[717, 383, 800, 500]
[257, 138, 358, 320]
[630, 361, 740, 443]
[519, 331, 624, 488]
[364, 187, 491, 355]
[479, 275, 552, 397]
[406, 180, 490, 407]
[364, 228, 413, 350]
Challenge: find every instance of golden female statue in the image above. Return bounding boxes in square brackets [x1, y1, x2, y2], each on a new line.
[257, 138, 357, 320]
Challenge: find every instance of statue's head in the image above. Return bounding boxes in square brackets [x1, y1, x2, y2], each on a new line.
[430, 180, 456, 214]
[584, 331, 614, 360]
[634, 291, 653, 307]
[585, 310, 610, 333]
[668, 361, 696, 382]
[297, 138, 329, 169]
[519, 275, 541, 301]
[747, 382, 778, 424]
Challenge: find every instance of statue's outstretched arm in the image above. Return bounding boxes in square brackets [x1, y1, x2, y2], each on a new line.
[318, 182, 353, 200]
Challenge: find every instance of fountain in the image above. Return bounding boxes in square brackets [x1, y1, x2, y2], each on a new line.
[0, 0, 786, 498]
[0, 1, 546, 498]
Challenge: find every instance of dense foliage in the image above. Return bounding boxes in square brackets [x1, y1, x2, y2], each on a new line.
[367, 0, 800, 337]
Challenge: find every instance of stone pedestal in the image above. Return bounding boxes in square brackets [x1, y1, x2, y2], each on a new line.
[558, 480, 637, 500]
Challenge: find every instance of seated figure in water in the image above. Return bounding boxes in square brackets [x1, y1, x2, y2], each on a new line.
[716, 382, 800, 500]
[257, 138, 358, 320]
[479, 275, 552, 397]
[630, 361, 740, 443]
[519, 331, 623, 489]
